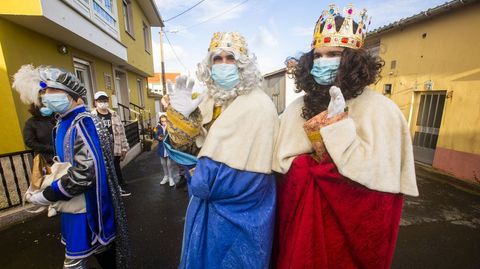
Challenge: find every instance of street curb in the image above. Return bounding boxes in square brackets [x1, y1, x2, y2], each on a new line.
[415, 162, 480, 196]
[0, 204, 44, 231]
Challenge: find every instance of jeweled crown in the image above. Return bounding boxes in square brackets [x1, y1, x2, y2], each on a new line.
[312, 4, 370, 49]
[208, 32, 248, 55]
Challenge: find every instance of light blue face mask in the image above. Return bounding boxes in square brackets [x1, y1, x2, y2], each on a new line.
[310, 57, 341, 85]
[39, 107, 54, 116]
[211, 64, 240, 90]
[42, 93, 72, 114]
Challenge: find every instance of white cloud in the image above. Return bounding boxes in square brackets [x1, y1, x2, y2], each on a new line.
[291, 26, 312, 37]
[156, 0, 250, 25]
[152, 39, 188, 72]
[365, 0, 444, 30]
[253, 26, 279, 48]
[195, 0, 249, 23]
[154, 0, 192, 12]
[251, 16, 279, 49]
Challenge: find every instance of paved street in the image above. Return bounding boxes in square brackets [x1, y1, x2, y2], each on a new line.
[0, 149, 479, 269]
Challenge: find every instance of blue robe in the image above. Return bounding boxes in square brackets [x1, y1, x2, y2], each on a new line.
[179, 157, 276, 269]
[154, 124, 168, 157]
[51, 105, 116, 258]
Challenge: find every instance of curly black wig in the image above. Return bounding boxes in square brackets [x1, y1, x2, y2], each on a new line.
[295, 16, 384, 120]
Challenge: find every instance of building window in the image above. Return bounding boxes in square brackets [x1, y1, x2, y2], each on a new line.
[383, 84, 392, 95]
[69, 0, 119, 37]
[390, 60, 397, 70]
[137, 79, 145, 107]
[74, 59, 96, 109]
[122, 0, 134, 36]
[93, 0, 116, 25]
[143, 22, 151, 53]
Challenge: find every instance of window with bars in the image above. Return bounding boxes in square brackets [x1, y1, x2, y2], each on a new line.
[413, 92, 446, 149]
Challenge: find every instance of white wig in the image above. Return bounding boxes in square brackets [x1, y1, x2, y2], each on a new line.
[196, 47, 263, 106]
[12, 64, 42, 106]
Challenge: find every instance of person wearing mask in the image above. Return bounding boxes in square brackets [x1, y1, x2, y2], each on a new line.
[23, 102, 55, 164]
[272, 4, 418, 268]
[91, 91, 131, 197]
[163, 32, 279, 269]
[154, 114, 175, 187]
[12, 65, 130, 269]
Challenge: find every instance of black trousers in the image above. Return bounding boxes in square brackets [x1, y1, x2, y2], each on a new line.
[94, 243, 116, 269]
[114, 156, 126, 187]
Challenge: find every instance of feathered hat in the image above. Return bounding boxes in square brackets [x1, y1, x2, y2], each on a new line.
[12, 64, 43, 106]
[12, 65, 87, 105]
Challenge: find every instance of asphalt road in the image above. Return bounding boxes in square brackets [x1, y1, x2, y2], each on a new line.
[0, 149, 478, 268]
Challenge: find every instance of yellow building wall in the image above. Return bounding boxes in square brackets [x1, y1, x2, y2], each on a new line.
[69, 48, 115, 105]
[0, 0, 42, 16]
[373, 4, 480, 155]
[0, 18, 118, 154]
[116, 0, 154, 76]
[0, 41, 25, 154]
[372, 3, 480, 182]
[0, 18, 73, 154]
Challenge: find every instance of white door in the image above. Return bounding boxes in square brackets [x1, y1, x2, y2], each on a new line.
[114, 70, 130, 121]
[115, 76, 122, 105]
[74, 60, 94, 109]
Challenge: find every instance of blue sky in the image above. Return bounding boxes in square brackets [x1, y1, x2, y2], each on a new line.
[152, 0, 448, 75]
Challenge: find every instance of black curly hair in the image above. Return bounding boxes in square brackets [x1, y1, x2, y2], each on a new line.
[295, 16, 384, 120]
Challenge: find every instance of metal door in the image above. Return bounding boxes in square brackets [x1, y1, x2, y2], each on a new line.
[412, 91, 446, 164]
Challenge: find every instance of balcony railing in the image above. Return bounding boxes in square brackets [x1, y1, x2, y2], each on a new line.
[0, 150, 33, 211]
[116, 102, 153, 147]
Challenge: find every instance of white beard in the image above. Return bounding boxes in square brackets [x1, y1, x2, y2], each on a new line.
[207, 81, 254, 106]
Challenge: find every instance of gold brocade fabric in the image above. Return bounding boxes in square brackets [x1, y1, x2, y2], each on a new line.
[204, 106, 222, 132]
[303, 110, 348, 161]
[166, 106, 203, 154]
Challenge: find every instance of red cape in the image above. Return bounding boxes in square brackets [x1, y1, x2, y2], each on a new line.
[274, 154, 403, 269]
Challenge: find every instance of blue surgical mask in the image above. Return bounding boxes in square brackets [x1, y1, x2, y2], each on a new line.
[40, 107, 54, 116]
[310, 57, 341, 85]
[42, 93, 72, 114]
[211, 64, 240, 90]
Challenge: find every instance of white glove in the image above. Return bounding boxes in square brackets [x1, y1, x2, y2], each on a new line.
[327, 86, 346, 119]
[168, 75, 205, 118]
[26, 191, 51, 206]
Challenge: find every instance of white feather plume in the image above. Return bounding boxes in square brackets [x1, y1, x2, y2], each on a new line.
[12, 64, 41, 105]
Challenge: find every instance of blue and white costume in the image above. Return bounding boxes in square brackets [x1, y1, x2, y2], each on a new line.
[50, 105, 116, 258]
[166, 32, 279, 267]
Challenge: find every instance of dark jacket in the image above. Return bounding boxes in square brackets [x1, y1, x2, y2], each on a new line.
[23, 116, 55, 163]
[154, 124, 168, 158]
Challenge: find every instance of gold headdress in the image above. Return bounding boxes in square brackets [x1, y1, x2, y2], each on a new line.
[208, 32, 248, 55]
[312, 4, 370, 49]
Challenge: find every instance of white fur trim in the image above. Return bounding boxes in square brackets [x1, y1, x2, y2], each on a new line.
[273, 89, 419, 196]
[197, 88, 279, 174]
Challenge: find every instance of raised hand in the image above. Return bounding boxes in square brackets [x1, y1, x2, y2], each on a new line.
[327, 86, 346, 119]
[168, 75, 204, 118]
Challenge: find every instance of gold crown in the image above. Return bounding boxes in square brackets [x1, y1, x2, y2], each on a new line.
[312, 4, 370, 49]
[208, 32, 248, 55]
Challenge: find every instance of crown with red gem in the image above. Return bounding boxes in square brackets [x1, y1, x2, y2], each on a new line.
[312, 4, 370, 50]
